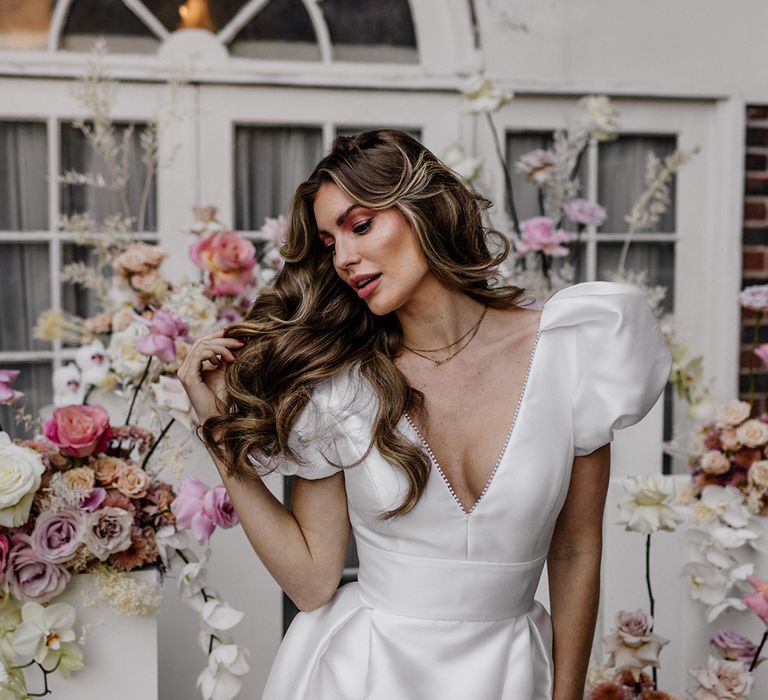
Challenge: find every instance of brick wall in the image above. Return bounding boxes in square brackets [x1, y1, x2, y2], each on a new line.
[743, 106, 768, 413]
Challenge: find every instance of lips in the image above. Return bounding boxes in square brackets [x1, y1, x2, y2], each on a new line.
[349, 273, 382, 290]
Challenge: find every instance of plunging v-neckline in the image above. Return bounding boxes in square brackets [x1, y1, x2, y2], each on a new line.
[402, 315, 545, 518]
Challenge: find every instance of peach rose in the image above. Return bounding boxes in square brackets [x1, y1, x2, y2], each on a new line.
[113, 242, 166, 276]
[116, 464, 150, 499]
[189, 230, 256, 296]
[700, 450, 731, 476]
[736, 419, 768, 448]
[92, 457, 128, 486]
[62, 466, 95, 493]
[715, 400, 751, 429]
[111, 308, 135, 332]
[43, 405, 112, 458]
[720, 429, 742, 452]
[130, 269, 165, 295]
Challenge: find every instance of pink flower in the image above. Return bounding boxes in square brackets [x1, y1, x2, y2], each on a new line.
[0, 533, 8, 574]
[136, 333, 177, 364]
[563, 198, 607, 226]
[30, 508, 84, 564]
[136, 309, 189, 364]
[5, 534, 70, 603]
[742, 575, 768, 626]
[755, 343, 768, 368]
[0, 369, 23, 405]
[43, 405, 112, 458]
[603, 609, 669, 679]
[172, 476, 238, 545]
[147, 309, 189, 339]
[259, 215, 288, 248]
[113, 242, 166, 277]
[190, 231, 256, 297]
[710, 628, 764, 666]
[203, 484, 239, 529]
[515, 149, 556, 186]
[514, 217, 570, 257]
[739, 284, 768, 312]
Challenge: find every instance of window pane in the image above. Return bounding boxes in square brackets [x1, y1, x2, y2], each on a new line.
[0, 0, 54, 50]
[61, 0, 160, 53]
[0, 243, 51, 352]
[319, 0, 418, 63]
[234, 125, 323, 229]
[144, 0, 245, 33]
[61, 242, 111, 323]
[0, 121, 48, 231]
[230, 0, 319, 60]
[597, 241, 675, 313]
[0, 362, 52, 440]
[597, 135, 677, 233]
[60, 122, 157, 232]
[506, 131, 588, 229]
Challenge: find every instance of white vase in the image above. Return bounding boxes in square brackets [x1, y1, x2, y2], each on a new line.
[22, 570, 159, 700]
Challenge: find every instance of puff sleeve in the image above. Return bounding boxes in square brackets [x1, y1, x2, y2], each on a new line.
[564, 281, 673, 457]
[247, 381, 342, 480]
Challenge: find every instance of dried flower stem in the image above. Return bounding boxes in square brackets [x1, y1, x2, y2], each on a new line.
[141, 417, 175, 471]
[125, 357, 152, 425]
[646, 533, 657, 689]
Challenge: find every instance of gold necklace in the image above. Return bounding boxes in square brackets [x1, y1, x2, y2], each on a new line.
[402, 306, 488, 367]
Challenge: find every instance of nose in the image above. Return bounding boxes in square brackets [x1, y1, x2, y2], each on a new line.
[333, 233, 361, 270]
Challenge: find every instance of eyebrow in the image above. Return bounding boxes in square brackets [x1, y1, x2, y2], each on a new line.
[317, 204, 361, 236]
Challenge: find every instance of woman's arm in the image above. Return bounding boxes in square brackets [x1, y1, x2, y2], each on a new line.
[547, 443, 611, 700]
[178, 329, 351, 613]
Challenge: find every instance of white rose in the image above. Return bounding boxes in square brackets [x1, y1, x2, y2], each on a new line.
[735, 419, 768, 448]
[688, 656, 753, 700]
[749, 460, 768, 489]
[0, 433, 45, 527]
[715, 400, 751, 429]
[108, 322, 150, 380]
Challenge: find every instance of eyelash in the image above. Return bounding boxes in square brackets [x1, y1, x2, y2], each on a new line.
[323, 219, 372, 251]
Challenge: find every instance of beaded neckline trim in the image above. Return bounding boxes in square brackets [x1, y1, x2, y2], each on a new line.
[403, 326, 544, 518]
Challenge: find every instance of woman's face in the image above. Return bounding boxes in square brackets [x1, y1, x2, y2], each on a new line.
[313, 181, 432, 316]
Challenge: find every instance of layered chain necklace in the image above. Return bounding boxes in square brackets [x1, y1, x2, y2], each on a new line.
[402, 306, 488, 367]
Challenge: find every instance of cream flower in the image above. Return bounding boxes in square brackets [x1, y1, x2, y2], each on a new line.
[603, 609, 668, 678]
[108, 322, 150, 380]
[0, 433, 45, 527]
[735, 419, 768, 448]
[201, 600, 244, 631]
[579, 95, 619, 141]
[720, 429, 742, 452]
[715, 400, 751, 429]
[62, 466, 95, 493]
[700, 486, 751, 529]
[617, 474, 685, 534]
[688, 656, 753, 700]
[163, 282, 218, 337]
[461, 74, 513, 113]
[10, 602, 83, 674]
[197, 644, 250, 700]
[150, 375, 199, 430]
[115, 463, 150, 499]
[748, 460, 768, 489]
[441, 144, 482, 183]
[701, 450, 731, 476]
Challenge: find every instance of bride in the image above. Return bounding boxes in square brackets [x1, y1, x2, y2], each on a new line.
[178, 128, 671, 699]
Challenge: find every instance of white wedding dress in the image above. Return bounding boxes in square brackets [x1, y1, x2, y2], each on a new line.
[258, 281, 672, 700]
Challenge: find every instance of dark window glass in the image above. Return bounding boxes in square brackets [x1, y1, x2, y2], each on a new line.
[230, 0, 319, 60]
[0, 363, 53, 440]
[0, 121, 48, 231]
[62, 0, 160, 53]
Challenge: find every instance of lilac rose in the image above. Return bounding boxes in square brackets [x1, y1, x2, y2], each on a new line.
[203, 484, 239, 529]
[6, 534, 70, 603]
[563, 198, 607, 226]
[710, 628, 764, 666]
[30, 508, 84, 564]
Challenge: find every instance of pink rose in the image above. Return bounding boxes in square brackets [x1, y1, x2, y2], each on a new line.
[604, 609, 669, 678]
[172, 476, 238, 545]
[6, 534, 70, 603]
[700, 450, 731, 476]
[514, 217, 570, 257]
[0, 533, 8, 574]
[43, 405, 112, 458]
[113, 242, 166, 277]
[743, 575, 768, 627]
[0, 369, 23, 405]
[739, 284, 768, 312]
[563, 198, 607, 226]
[147, 309, 188, 339]
[203, 484, 239, 529]
[710, 628, 764, 666]
[190, 231, 256, 297]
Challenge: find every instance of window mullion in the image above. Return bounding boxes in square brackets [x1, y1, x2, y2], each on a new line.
[48, 115, 62, 372]
[585, 137, 599, 280]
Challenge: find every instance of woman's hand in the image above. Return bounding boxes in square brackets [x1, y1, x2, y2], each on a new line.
[177, 329, 244, 424]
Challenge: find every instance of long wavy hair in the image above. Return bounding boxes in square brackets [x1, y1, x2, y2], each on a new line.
[201, 129, 527, 518]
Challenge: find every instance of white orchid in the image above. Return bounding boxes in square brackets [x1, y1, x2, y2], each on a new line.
[150, 375, 199, 430]
[201, 600, 244, 631]
[10, 602, 83, 675]
[441, 144, 482, 183]
[617, 474, 685, 534]
[699, 486, 751, 529]
[196, 643, 251, 700]
[460, 74, 513, 114]
[74, 338, 110, 387]
[682, 562, 735, 607]
[52, 363, 85, 406]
